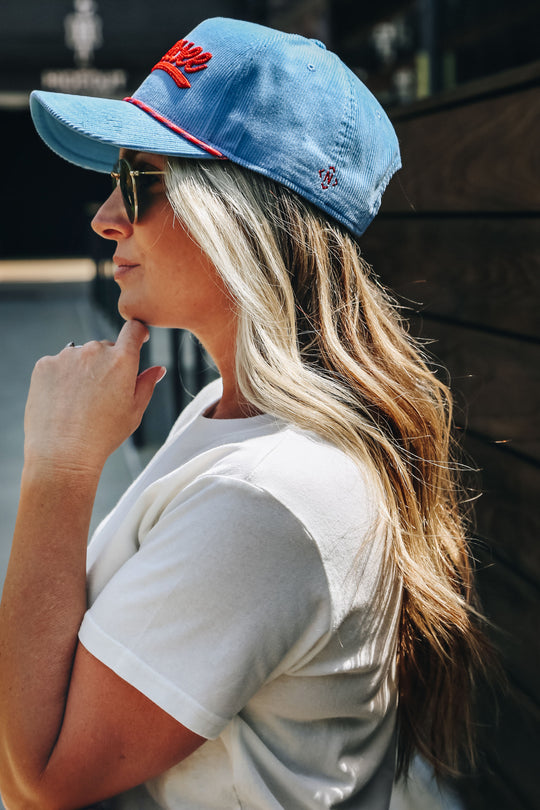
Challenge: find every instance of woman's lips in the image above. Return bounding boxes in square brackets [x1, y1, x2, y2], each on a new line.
[113, 258, 139, 281]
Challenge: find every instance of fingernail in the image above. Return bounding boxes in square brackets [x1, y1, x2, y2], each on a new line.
[157, 366, 167, 382]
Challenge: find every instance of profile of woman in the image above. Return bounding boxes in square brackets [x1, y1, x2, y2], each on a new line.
[0, 17, 489, 810]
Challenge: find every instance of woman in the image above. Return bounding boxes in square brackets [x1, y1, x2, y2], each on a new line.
[0, 17, 489, 810]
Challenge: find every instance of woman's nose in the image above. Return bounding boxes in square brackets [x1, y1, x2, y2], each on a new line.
[91, 186, 133, 240]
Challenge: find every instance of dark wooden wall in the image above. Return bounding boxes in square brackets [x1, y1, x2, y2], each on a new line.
[361, 60, 540, 810]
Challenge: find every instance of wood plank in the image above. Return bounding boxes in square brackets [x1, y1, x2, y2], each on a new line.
[463, 435, 540, 586]
[380, 85, 540, 212]
[456, 774, 530, 810]
[464, 564, 540, 808]
[400, 319, 540, 461]
[472, 546, 540, 704]
[361, 217, 540, 340]
[390, 59, 540, 121]
[454, 685, 540, 810]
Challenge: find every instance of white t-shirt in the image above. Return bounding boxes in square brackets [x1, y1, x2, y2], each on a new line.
[80, 379, 402, 809]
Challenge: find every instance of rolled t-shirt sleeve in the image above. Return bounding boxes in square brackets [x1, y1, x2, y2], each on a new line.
[79, 475, 332, 739]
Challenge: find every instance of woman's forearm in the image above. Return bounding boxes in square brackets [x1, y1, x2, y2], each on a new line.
[0, 322, 162, 805]
[0, 461, 100, 798]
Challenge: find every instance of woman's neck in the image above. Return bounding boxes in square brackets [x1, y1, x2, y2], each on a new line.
[207, 387, 262, 420]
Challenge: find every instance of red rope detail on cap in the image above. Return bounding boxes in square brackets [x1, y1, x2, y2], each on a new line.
[152, 39, 212, 89]
[124, 97, 225, 159]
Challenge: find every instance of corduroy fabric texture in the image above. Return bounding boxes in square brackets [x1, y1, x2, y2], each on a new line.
[30, 17, 401, 236]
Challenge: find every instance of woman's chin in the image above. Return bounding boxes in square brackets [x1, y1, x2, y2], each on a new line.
[117, 301, 163, 329]
[117, 295, 145, 324]
[117, 294, 191, 330]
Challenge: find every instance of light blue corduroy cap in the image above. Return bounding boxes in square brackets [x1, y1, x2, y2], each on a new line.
[30, 17, 401, 236]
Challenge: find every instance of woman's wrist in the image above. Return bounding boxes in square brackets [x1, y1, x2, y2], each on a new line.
[20, 454, 104, 493]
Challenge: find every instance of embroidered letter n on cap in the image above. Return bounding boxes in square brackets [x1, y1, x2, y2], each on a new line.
[153, 40, 213, 89]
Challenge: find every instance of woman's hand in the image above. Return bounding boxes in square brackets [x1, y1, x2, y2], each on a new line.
[23, 319, 166, 474]
[0, 320, 187, 809]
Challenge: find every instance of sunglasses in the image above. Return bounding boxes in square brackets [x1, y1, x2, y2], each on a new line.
[110, 157, 166, 224]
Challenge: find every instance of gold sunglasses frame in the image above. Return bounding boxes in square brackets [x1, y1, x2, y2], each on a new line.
[110, 158, 166, 224]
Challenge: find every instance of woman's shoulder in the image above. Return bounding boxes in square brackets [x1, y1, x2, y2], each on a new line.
[160, 383, 381, 538]
[215, 422, 369, 496]
[140, 382, 383, 567]
[203, 421, 381, 557]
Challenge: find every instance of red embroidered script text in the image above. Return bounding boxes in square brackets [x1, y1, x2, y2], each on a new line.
[153, 40, 212, 89]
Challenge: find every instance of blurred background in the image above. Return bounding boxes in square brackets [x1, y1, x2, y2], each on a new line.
[0, 2, 539, 809]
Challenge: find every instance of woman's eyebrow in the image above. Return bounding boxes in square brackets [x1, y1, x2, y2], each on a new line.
[130, 152, 165, 171]
[119, 148, 158, 167]
[119, 148, 137, 161]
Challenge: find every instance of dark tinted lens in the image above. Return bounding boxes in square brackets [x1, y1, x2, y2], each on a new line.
[111, 163, 119, 192]
[118, 159, 136, 223]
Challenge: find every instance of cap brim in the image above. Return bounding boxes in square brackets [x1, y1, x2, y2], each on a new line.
[30, 90, 215, 172]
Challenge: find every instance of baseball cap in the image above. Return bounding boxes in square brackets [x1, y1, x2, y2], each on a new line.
[30, 17, 401, 236]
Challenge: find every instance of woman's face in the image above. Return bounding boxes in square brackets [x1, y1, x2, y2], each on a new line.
[91, 150, 235, 343]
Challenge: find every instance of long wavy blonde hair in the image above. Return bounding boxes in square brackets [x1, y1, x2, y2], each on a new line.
[165, 157, 490, 778]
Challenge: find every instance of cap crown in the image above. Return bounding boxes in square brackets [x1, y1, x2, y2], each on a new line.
[132, 18, 400, 236]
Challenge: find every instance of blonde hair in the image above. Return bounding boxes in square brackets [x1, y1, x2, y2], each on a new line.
[165, 157, 491, 778]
